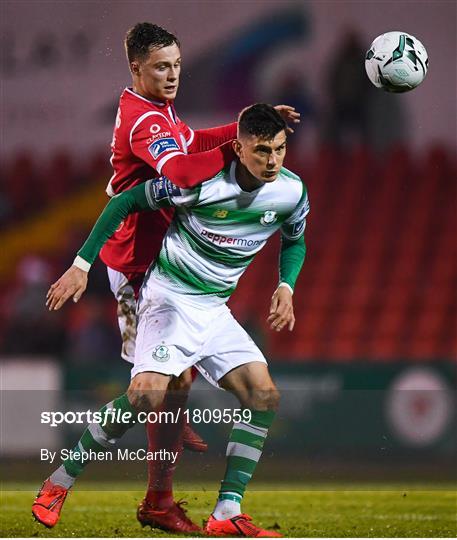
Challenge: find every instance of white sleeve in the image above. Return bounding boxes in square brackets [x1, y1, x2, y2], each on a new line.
[281, 186, 310, 240]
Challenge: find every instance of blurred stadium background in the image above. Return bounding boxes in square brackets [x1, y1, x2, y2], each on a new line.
[1, 0, 456, 487]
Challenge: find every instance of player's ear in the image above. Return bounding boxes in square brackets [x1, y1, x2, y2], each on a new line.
[232, 139, 242, 158]
[130, 61, 141, 76]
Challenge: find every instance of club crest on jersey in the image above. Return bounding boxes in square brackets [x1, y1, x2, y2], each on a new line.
[260, 210, 277, 226]
[212, 209, 228, 218]
[152, 345, 170, 362]
[148, 138, 180, 159]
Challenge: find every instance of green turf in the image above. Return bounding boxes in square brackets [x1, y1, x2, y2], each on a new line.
[1, 482, 456, 537]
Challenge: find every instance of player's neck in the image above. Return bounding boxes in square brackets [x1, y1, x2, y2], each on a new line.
[235, 161, 265, 192]
[131, 84, 167, 105]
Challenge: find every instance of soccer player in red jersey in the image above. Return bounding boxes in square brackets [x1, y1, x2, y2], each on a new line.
[32, 22, 299, 533]
[100, 24, 243, 532]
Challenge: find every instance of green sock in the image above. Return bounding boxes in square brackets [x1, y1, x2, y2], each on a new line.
[218, 410, 276, 505]
[55, 394, 137, 481]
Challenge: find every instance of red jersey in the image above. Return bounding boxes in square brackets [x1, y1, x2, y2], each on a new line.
[100, 88, 236, 273]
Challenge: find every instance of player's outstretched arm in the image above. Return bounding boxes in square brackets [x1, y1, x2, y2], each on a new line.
[77, 182, 152, 266]
[187, 105, 299, 152]
[189, 123, 237, 153]
[267, 235, 306, 332]
[160, 142, 234, 188]
[46, 183, 152, 310]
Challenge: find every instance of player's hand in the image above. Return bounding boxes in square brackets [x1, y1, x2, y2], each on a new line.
[274, 105, 301, 134]
[46, 265, 88, 311]
[267, 285, 295, 332]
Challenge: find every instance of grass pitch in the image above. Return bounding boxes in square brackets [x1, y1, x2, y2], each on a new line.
[1, 482, 456, 537]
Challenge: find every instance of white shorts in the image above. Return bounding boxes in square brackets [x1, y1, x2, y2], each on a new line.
[107, 267, 138, 363]
[132, 277, 267, 383]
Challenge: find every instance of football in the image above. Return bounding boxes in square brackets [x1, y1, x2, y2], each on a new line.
[365, 31, 429, 92]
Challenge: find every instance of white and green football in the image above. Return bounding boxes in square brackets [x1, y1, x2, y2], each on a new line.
[365, 31, 429, 92]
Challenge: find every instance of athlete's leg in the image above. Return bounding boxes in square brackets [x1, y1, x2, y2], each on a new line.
[182, 368, 209, 452]
[203, 362, 281, 537]
[214, 362, 279, 519]
[109, 268, 182, 507]
[107, 268, 205, 516]
[32, 372, 170, 528]
[220, 361, 280, 410]
[143, 371, 191, 510]
[197, 307, 281, 536]
[52, 372, 170, 487]
[131, 280, 208, 533]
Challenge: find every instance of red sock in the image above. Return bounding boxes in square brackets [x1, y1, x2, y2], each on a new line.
[145, 390, 188, 509]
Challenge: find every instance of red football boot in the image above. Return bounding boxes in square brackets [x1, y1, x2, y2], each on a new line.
[32, 478, 69, 528]
[183, 422, 208, 453]
[204, 513, 282, 537]
[137, 498, 201, 533]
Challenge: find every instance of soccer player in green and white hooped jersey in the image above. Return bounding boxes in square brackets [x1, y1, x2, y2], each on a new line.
[44, 103, 309, 537]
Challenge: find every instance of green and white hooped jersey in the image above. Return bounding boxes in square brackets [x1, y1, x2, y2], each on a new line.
[144, 161, 309, 304]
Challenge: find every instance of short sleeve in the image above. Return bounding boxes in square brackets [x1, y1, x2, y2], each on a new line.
[281, 184, 310, 240]
[130, 112, 186, 174]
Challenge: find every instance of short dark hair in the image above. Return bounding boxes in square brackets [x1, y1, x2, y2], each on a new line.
[238, 104, 286, 140]
[125, 22, 180, 63]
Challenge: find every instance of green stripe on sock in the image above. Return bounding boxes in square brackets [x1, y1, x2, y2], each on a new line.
[220, 468, 253, 496]
[63, 445, 85, 477]
[219, 492, 242, 503]
[219, 409, 276, 502]
[62, 393, 138, 480]
[249, 410, 275, 429]
[103, 394, 138, 438]
[220, 455, 258, 495]
[113, 393, 138, 416]
[230, 428, 266, 450]
[225, 455, 258, 475]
